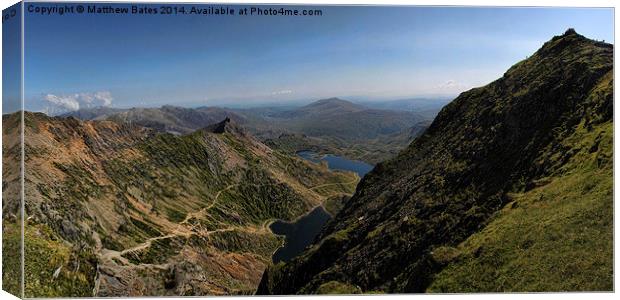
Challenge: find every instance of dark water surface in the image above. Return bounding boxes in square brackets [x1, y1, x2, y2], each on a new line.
[269, 151, 374, 262]
[296, 150, 374, 177]
[270, 206, 331, 263]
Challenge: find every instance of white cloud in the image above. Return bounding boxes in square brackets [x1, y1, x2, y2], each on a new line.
[44, 94, 80, 112]
[434, 80, 471, 93]
[43, 91, 113, 115]
[271, 89, 293, 95]
[93, 91, 113, 106]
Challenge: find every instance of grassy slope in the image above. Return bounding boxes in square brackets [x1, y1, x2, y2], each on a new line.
[428, 120, 612, 292]
[4, 221, 97, 298]
[22, 223, 98, 297]
[2, 221, 21, 297]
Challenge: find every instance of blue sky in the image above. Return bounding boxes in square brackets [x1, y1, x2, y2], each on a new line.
[2, 2, 22, 113]
[14, 4, 615, 113]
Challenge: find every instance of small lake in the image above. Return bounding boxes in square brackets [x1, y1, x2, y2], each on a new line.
[269, 151, 374, 262]
[296, 150, 374, 177]
[270, 206, 331, 263]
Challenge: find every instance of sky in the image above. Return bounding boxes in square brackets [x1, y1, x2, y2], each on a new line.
[9, 3, 615, 114]
[2, 2, 22, 113]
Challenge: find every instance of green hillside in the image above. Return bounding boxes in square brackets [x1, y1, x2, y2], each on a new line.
[427, 68, 613, 291]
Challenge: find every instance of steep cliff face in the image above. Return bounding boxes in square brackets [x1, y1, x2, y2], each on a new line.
[257, 29, 613, 294]
[3, 112, 358, 297]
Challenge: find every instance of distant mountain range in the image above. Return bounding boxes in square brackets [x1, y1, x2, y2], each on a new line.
[63, 105, 246, 135]
[257, 29, 613, 294]
[359, 97, 452, 114]
[257, 97, 424, 139]
[64, 97, 442, 164]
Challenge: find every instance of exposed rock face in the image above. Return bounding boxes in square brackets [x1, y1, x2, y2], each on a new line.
[204, 117, 247, 137]
[257, 30, 613, 294]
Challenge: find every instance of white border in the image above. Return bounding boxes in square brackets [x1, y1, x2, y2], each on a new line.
[0, 1, 617, 300]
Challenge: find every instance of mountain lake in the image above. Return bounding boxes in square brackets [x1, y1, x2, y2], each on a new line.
[270, 206, 331, 263]
[296, 150, 374, 177]
[269, 151, 374, 262]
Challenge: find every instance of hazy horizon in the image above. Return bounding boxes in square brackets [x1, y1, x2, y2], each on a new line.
[2, 95, 455, 116]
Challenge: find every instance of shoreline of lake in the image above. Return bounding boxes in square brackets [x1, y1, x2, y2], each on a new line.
[296, 150, 374, 177]
[269, 206, 332, 263]
[267, 151, 374, 263]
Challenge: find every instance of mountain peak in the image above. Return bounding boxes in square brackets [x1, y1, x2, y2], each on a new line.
[563, 28, 578, 36]
[300, 98, 366, 113]
[318, 97, 345, 102]
[204, 117, 245, 136]
[313, 97, 352, 105]
[500, 28, 611, 81]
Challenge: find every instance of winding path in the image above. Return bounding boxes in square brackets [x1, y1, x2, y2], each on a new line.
[98, 174, 359, 266]
[180, 184, 239, 225]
